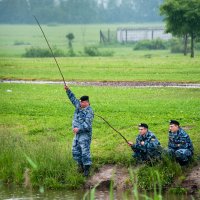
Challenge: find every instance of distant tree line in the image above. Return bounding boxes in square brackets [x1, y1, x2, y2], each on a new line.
[0, 0, 163, 24]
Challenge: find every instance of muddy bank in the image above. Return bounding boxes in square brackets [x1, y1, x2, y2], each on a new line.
[85, 164, 134, 190]
[85, 163, 200, 197]
[181, 164, 200, 195]
[1, 79, 200, 88]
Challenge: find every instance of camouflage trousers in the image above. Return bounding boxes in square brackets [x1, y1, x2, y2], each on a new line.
[133, 149, 161, 162]
[167, 148, 192, 162]
[72, 133, 92, 166]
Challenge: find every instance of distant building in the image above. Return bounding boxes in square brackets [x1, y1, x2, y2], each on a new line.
[117, 28, 172, 42]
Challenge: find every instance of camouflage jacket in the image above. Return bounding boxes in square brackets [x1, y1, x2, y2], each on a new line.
[66, 89, 94, 136]
[168, 128, 193, 152]
[131, 130, 161, 153]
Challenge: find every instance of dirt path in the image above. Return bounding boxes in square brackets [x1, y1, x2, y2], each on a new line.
[1, 79, 200, 88]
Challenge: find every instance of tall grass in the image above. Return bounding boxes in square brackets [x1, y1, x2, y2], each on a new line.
[0, 130, 84, 189]
[137, 156, 182, 190]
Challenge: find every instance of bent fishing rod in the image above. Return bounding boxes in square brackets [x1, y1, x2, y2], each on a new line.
[33, 16, 129, 145]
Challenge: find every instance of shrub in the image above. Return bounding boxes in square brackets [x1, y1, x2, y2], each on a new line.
[24, 46, 65, 57]
[66, 49, 76, 57]
[134, 39, 167, 50]
[84, 46, 114, 57]
[84, 46, 99, 56]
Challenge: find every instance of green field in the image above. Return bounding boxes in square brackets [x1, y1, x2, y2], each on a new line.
[0, 23, 161, 57]
[1, 24, 200, 83]
[1, 24, 200, 57]
[0, 83, 200, 188]
[1, 56, 200, 82]
[0, 24, 200, 190]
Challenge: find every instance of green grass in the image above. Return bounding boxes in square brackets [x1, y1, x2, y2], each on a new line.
[1, 24, 200, 58]
[0, 83, 200, 189]
[0, 23, 164, 57]
[1, 56, 200, 82]
[1, 23, 200, 192]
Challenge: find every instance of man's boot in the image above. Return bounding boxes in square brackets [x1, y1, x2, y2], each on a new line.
[83, 165, 90, 177]
[77, 163, 84, 173]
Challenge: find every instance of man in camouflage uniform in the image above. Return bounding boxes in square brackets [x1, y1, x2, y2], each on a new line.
[65, 85, 94, 176]
[167, 120, 193, 165]
[128, 123, 161, 163]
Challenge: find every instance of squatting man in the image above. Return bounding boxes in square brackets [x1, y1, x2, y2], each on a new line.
[128, 123, 161, 163]
[167, 120, 193, 165]
[64, 84, 94, 177]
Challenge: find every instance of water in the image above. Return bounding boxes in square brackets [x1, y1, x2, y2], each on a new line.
[0, 186, 83, 200]
[0, 185, 194, 200]
[0, 185, 126, 200]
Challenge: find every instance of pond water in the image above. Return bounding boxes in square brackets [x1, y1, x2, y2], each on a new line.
[0, 185, 126, 200]
[0, 185, 194, 200]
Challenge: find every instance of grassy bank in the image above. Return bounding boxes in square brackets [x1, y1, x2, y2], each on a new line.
[0, 83, 200, 189]
[1, 56, 200, 82]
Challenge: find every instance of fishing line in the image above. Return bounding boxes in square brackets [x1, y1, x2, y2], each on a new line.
[33, 16, 129, 145]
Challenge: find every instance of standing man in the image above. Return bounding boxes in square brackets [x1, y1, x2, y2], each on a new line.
[167, 120, 193, 165]
[128, 123, 161, 163]
[65, 85, 94, 177]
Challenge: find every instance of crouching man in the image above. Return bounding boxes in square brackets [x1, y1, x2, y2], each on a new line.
[167, 120, 194, 165]
[65, 85, 94, 177]
[128, 123, 161, 164]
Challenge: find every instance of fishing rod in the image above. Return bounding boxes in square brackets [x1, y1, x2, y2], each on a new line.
[94, 114, 129, 144]
[33, 15, 66, 86]
[33, 16, 129, 145]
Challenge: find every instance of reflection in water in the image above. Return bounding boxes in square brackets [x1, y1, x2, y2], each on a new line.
[0, 186, 82, 200]
[0, 185, 193, 200]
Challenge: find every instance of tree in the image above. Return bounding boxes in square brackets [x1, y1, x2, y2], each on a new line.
[66, 33, 74, 49]
[66, 33, 75, 56]
[160, 0, 200, 57]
